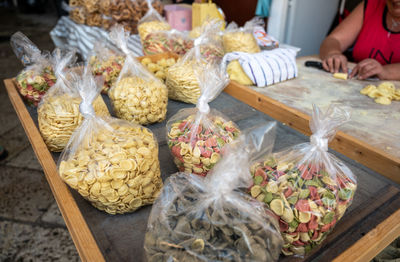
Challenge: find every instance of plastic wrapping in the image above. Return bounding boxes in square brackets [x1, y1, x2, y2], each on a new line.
[140, 56, 177, 83]
[223, 17, 262, 54]
[109, 25, 168, 125]
[58, 66, 163, 214]
[88, 41, 125, 94]
[145, 122, 284, 262]
[38, 54, 110, 152]
[142, 29, 194, 56]
[165, 20, 224, 104]
[137, 0, 171, 44]
[166, 64, 239, 176]
[248, 105, 357, 256]
[10, 32, 57, 106]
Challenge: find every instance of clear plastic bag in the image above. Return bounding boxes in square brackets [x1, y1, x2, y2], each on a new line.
[166, 64, 239, 176]
[165, 20, 224, 104]
[58, 66, 163, 215]
[142, 29, 194, 56]
[38, 53, 110, 152]
[10, 32, 57, 106]
[137, 0, 171, 44]
[248, 104, 357, 256]
[88, 41, 125, 94]
[108, 25, 168, 125]
[223, 17, 262, 54]
[145, 122, 284, 261]
[140, 56, 178, 83]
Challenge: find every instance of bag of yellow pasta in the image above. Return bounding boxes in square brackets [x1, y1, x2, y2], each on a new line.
[167, 63, 240, 177]
[88, 40, 125, 94]
[165, 21, 224, 104]
[138, 0, 171, 45]
[109, 25, 168, 125]
[223, 17, 262, 54]
[38, 55, 110, 152]
[58, 67, 163, 215]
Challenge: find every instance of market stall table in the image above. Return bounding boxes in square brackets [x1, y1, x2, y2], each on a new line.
[4, 71, 400, 261]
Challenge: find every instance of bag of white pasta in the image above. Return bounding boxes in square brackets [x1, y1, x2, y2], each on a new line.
[108, 25, 168, 125]
[165, 21, 224, 104]
[223, 17, 263, 54]
[138, 0, 171, 44]
[88, 41, 125, 94]
[38, 53, 110, 152]
[167, 64, 240, 176]
[248, 105, 357, 256]
[145, 122, 283, 262]
[10, 32, 57, 106]
[58, 66, 163, 215]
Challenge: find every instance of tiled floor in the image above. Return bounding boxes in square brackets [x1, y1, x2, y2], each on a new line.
[0, 7, 79, 262]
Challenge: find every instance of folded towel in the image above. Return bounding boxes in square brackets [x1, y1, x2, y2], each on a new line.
[222, 48, 298, 87]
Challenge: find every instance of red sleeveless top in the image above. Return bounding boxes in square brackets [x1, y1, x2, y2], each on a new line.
[352, 0, 400, 65]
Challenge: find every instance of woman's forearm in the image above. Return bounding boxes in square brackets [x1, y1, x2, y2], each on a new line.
[319, 36, 343, 60]
[382, 64, 400, 81]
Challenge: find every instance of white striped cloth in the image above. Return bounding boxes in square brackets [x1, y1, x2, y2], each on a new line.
[222, 48, 298, 87]
[50, 16, 143, 59]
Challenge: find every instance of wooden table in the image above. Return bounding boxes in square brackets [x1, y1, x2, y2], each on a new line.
[4, 62, 400, 261]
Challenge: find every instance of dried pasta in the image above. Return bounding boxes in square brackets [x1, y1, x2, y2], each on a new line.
[138, 21, 171, 44]
[223, 31, 260, 53]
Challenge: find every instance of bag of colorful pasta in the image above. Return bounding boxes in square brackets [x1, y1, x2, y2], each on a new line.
[166, 63, 239, 176]
[142, 29, 194, 56]
[58, 66, 163, 215]
[38, 54, 110, 152]
[10, 32, 57, 106]
[88, 41, 125, 94]
[248, 104, 357, 256]
[145, 122, 283, 262]
[223, 17, 263, 54]
[137, 0, 171, 44]
[108, 25, 168, 125]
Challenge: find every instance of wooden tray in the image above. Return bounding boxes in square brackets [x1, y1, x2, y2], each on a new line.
[4, 54, 400, 262]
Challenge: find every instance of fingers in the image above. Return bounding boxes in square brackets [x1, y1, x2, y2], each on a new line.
[350, 59, 382, 79]
[322, 54, 347, 73]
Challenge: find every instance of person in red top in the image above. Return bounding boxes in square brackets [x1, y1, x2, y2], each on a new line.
[320, 0, 400, 80]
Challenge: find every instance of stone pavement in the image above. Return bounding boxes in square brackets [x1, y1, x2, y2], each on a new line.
[0, 7, 79, 262]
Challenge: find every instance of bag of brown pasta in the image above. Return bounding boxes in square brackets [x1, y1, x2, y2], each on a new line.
[10, 32, 58, 106]
[58, 66, 163, 215]
[248, 105, 357, 257]
[145, 122, 283, 262]
[38, 56, 110, 152]
[88, 40, 125, 94]
[223, 17, 262, 54]
[165, 21, 224, 104]
[137, 0, 171, 44]
[109, 25, 168, 125]
[166, 64, 239, 176]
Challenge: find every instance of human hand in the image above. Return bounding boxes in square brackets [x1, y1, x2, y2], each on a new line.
[322, 53, 348, 73]
[349, 58, 387, 80]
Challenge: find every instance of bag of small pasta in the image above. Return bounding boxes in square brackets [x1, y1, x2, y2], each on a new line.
[165, 22, 224, 104]
[166, 64, 239, 176]
[38, 55, 110, 152]
[88, 41, 125, 94]
[145, 122, 283, 262]
[223, 17, 263, 54]
[58, 66, 163, 215]
[142, 29, 194, 56]
[137, 0, 171, 44]
[108, 25, 168, 125]
[10, 32, 57, 106]
[248, 105, 357, 256]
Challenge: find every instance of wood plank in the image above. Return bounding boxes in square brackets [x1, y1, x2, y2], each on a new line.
[224, 80, 400, 184]
[3, 79, 105, 262]
[333, 206, 400, 262]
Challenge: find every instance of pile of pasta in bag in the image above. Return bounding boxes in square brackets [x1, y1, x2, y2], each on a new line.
[165, 20, 224, 104]
[58, 66, 163, 215]
[108, 25, 168, 125]
[137, 0, 171, 45]
[38, 52, 109, 152]
[145, 122, 283, 262]
[248, 105, 357, 256]
[10, 32, 57, 106]
[167, 64, 240, 176]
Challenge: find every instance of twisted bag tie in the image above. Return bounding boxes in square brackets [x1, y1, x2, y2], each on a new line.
[79, 101, 95, 118]
[197, 96, 210, 114]
[310, 134, 328, 152]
